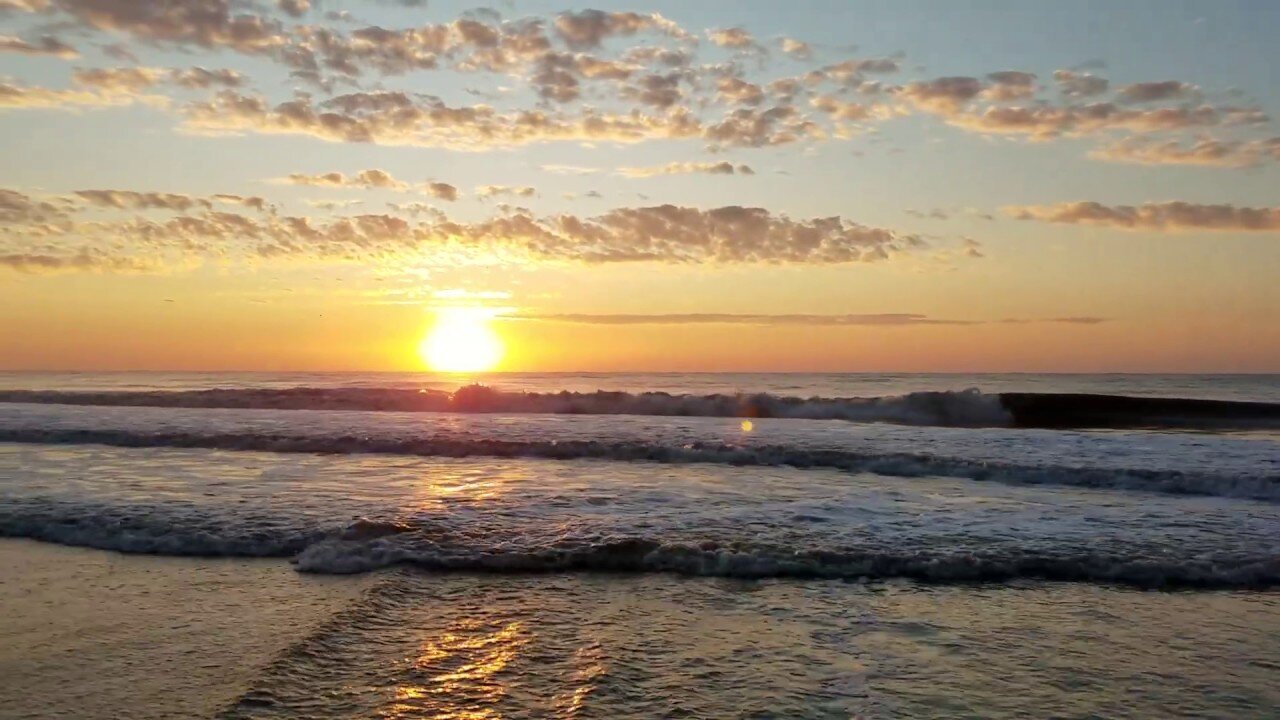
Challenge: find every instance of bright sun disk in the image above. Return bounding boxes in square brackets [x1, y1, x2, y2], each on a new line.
[418, 309, 504, 373]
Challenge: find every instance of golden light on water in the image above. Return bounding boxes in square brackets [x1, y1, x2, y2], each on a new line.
[418, 308, 504, 373]
[740, 420, 754, 432]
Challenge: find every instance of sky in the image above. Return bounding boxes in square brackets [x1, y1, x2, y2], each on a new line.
[0, 0, 1277, 372]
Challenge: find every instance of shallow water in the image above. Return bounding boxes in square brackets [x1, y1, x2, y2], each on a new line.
[219, 571, 1280, 719]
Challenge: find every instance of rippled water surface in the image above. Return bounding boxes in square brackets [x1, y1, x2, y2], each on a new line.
[216, 572, 1280, 719]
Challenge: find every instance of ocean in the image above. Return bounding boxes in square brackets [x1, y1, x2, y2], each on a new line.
[1, 372, 1278, 718]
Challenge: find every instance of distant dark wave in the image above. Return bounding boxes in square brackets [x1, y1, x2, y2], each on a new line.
[1, 386, 1277, 430]
[1, 427, 1275, 501]
[1000, 393, 1280, 430]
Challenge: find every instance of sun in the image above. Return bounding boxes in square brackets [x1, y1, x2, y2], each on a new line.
[418, 309, 504, 373]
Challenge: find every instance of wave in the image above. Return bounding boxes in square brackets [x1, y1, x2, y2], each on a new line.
[1, 508, 1274, 589]
[0, 386, 1012, 427]
[2, 426, 1275, 501]
[2, 386, 1275, 430]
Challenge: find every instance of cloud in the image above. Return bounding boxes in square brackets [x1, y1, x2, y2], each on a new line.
[0, 249, 152, 274]
[999, 316, 1109, 325]
[716, 76, 764, 105]
[704, 105, 821, 149]
[0, 189, 75, 224]
[508, 313, 1106, 326]
[0, 34, 78, 58]
[946, 102, 1228, 140]
[780, 38, 811, 60]
[617, 161, 754, 178]
[539, 164, 601, 175]
[69, 189, 268, 213]
[169, 67, 244, 89]
[307, 199, 363, 210]
[100, 42, 136, 62]
[11, 3, 1272, 174]
[182, 90, 705, 149]
[2, 187, 926, 269]
[1052, 70, 1108, 97]
[511, 312, 971, 325]
[424, 182, 458, 202]
[283, 169, 408, 191]
[475, 185, 535, 199]
[894, 76, 983, 114]
[48, 0, 286, 54]
[983, 71, 1036, 101]
[620, 72, 684, 108]
[0, 78, 160, 110]
[1005, 201, 1280, 232]
[706, 27, 762, 52]
[71, 66, 166, 91]
[75, 189, 211, 211]
[1089, 136, 1280, 168]
[809, 95, 886, 122]
[0, 0, 50, 11]
[277, 0, 308, 18]
[905, 208, 951, 220]
[1115, 80, 1198, 104]
[552, 10, 688, 50]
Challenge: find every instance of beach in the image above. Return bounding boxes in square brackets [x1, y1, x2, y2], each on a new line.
[2, 540, 1278, 718]
[1, 372, 1278, 717]
[0, 540, 376, 720]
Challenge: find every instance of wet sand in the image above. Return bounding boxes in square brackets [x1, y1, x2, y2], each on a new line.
[0, 540, 375, 720]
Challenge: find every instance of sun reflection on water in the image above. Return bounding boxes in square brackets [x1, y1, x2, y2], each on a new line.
[386, 619, 528, 719]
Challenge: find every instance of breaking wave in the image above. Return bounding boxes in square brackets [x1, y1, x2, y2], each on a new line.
[1, 426, 1275, 501]
[1, 507, 1275, 590]
[0, 386, 1013, 427]
[2, 386, 1275, 430]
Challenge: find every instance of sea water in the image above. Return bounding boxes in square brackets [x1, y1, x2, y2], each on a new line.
[0, 372, 1277, 718]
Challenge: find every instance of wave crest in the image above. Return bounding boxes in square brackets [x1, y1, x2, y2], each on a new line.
[2, 506, 1274, 589]
[1, 427, 1275, 501]
[0, 386, 1012, 426]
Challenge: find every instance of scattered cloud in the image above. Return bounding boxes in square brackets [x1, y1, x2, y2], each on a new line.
[894, 76, 983, 114]
[0, 77, 161, 110]
[983, 71, 1037, 101]
[0, 34, 78, 58]
[1115, 80, 1199, 104]
[0, 187, 929, 270]
[0, 249, 153, 274]
[424, 182, 459, 202]
[553, 10, 688, 49]
[1089, 136, 1280, 168]
[946, 103, 1232, 141]
[47, 0, 287, 54]
[283, 169, 408, 190]
[906, 208, 950, 220]
[475, 184, 536, 199]
[169, 67, 244, 89]
[1005, 201, 1280, 232]
[706, 27, 762, 53]
[507, 312, 1105, 326]
[181, 90, 706, 149]
[617, 161, 754, 178]
[510, 313, 973, 326]
[780, 38, 811, 60]
[1053, 70, 1109, 97]
[540, 164, 601, 175]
